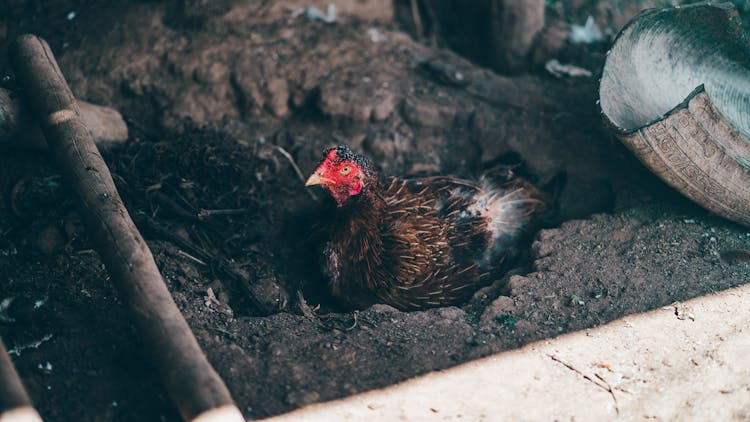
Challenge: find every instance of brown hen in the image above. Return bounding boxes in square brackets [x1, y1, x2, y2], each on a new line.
[305, 145, 544, 310]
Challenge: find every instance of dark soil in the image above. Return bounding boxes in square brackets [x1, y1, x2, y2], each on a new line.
[1, 1, 749, 420]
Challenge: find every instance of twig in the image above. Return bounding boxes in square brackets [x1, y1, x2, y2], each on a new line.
[594, 373, 620, 414]
[137, 214, 272, 315]
[198, 208, 251, 219]
[206, 327, 235, 339]
[176, 249, 207, 266]
[345, 311, 359, 331]
[10, 34, 243, 421]
[146, 185, 243, 253]
[298, 291, 359, 332]
[6, 334, 53, 357]
[410, 0, 423, 39]
[297, 290, 317, 320]
[151, 191, 199, 221]
[548, 354, 619, 415]
[0, 337, 43, 421]
[275, 146, 318, 200]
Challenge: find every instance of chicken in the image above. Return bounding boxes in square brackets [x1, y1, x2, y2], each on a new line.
[305, 145, 544, 310]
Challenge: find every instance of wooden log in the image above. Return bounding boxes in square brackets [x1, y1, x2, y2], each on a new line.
[489, 0, 545, 73]
[0, 338, 43, 422]
[0, 88, 128, 150]
[394, 0, 545, 73]
[9, 35, 244, 422]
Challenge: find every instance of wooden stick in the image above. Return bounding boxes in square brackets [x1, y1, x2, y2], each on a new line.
[9, 35, 244, 422]
[489, 0, 545, 73]
[0, 88, 128, 150]
[0, 338, 43, 422]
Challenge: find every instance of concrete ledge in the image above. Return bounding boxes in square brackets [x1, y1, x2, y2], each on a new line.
[264, 282, 750, 421]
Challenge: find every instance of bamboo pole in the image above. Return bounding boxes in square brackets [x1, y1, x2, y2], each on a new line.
[0, 338, 43, 422]
[9, 34, 244, 422]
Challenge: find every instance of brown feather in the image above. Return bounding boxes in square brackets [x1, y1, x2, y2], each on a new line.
[322, 170, 543, 311]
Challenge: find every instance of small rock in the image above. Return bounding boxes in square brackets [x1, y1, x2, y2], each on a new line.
[37, 362, 53, 374]
[77, 101, 129, 149]
[34, 225, 65, 255]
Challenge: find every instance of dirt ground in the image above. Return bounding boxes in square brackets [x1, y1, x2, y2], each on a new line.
[0, 1, 748, 420]
[265, 281, 750, 421]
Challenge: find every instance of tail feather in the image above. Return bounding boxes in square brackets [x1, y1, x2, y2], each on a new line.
[469, 176, 544, 262]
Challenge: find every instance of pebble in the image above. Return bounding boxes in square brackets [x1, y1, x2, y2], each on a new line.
[34, 224, 65, 255]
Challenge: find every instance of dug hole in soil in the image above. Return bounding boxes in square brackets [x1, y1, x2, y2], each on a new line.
[1, 1, 749, 420]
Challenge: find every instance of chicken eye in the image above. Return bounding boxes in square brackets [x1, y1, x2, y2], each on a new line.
[340, 166, 352, 175]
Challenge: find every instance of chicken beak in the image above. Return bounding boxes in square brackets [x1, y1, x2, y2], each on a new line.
[305, 172, 333, 187]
